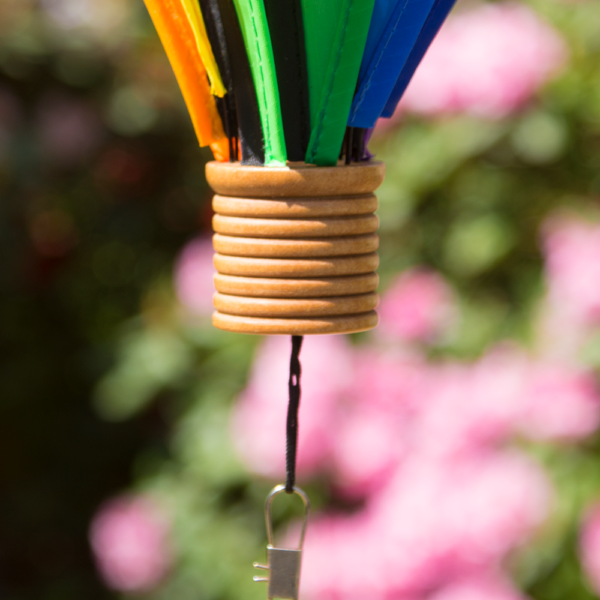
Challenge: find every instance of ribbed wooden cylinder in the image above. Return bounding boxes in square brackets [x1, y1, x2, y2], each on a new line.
[206, 161, 385, 335]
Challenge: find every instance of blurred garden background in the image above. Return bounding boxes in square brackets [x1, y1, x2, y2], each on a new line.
[3, 0, 600, 599]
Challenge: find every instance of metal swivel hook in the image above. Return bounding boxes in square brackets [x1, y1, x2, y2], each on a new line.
[253, 485, 310, 600]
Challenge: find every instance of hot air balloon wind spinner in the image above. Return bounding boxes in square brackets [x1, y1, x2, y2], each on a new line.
[143, 0, 456, 596]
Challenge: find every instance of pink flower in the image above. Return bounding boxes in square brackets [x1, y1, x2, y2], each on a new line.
[414, 350, 600, 457]
[542, 215, 600, 331]
[580, 503, 600, 595]
[89, 495, 172, 593]
[398, 3, 567, 119]
[429, 574, 529, 600]
[330, 403, 404, 497]
[414, 351, 529, 458]
[174, 236, 215, 317]
[519, 363, 600, 441]
[231, 335, 352, 479]
[330, 349, 426, 497]
[299, 510, 399, 600]
[373, 453, 550, 580]
[378, 269, 454, 343]
[299, 453, 549, 599]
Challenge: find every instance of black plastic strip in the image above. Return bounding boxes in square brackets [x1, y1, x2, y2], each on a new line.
[199, 0, 239, 161]
[263, 0, 310, 162]
[212, 0, 264, 165]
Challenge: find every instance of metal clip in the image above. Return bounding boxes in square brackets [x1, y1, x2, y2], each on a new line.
[253, 485, 310, 600]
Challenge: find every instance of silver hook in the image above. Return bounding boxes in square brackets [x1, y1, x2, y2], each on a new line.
[264, 484, 310, 550]
[254, 485, 311, 599]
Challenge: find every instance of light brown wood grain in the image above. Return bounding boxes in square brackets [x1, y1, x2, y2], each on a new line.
[213, 252, 379, 278]
[206, 161, 385, 198]
[213, 233, 379, 258]
[213, 214, 379, 238]
[214, 292, 378, 318]
[208, 161, 384, 335]
[212, 310, 379, 335]
[213, 273, 380, 298]
[212, 194, 378, 218]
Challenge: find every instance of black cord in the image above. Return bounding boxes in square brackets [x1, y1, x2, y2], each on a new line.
[285, 335, 303, 493]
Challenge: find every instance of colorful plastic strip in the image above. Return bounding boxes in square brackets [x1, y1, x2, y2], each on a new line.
[210, 0, 265, 165]
[232, 0, 287, 167]
[263, 0, 310, 162]
[199, 0, 239, 161]
[381, 0, 456, 118]
[303, 0, 375, 166]
[358, 0, 399, 87]
[143, 0, 227, 157]
[180, 0, 226, 96]
[348, 0, 438, 128]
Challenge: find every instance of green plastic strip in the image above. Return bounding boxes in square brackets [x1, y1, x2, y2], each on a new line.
[302, 0, 375, 166]
[232, 0, 287, 166]
[301, 0, 343, 128]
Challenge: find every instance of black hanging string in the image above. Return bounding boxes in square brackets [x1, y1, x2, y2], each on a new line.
[285, 335, 303, 493]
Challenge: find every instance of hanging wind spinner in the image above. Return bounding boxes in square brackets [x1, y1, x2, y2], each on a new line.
[143, 0, 456, 597]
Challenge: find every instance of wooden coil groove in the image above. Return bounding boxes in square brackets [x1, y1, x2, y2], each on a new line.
[214, 292, 379, 318]
[213, 233, 379, 258]
[213, 214, 379, 238]
[213, 253, 379, 278]
[213, 194, 378, 218]
[212, 311, 379, 335]
[213, 273, 380, 298]
[206, 161, 385, 198]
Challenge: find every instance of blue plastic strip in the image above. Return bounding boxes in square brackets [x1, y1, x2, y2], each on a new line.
[381, 0, 456, 118]
[357, 0, 399, 85]
[348, 0, 438, 128]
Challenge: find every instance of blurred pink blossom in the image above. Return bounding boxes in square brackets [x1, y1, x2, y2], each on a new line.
[397, 2, 568, 119]
[520, 363, 600, 441]
[378, 269, 454, 342]
[330, 404, 404, 497]
[415, 350, 600, 457]
[580, 503, 600, 595]
[89, 495, 172, 593]
[542, 215, 600, 332]
[429, 575, 529, 600]
[375, 453, 550, 578]
[231, 335, 353, 479]
[174, 236, 215, 317]
[330, 349, 427, 497]
[300, 453, 549, 599]
[413, 350, 528, 458]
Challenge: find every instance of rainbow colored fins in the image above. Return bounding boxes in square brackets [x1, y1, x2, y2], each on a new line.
[143, 0, 228, 159]
[143, 0, 457, 165]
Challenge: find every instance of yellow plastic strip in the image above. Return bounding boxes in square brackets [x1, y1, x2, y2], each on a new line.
[144, 0, 228, 157]
[180, 0, 227, 97]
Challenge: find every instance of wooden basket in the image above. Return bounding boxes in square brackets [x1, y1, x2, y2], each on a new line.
[206, 161, 385, 335]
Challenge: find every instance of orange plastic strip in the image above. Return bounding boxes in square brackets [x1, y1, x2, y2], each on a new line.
[210, 138, 230, 162]
[144, 0, 228, 158]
